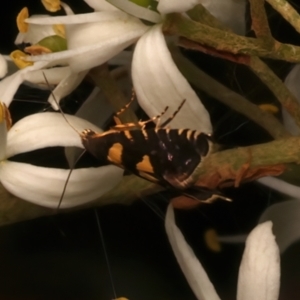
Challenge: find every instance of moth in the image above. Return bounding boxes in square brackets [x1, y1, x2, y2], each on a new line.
[79, 99, 228, 203]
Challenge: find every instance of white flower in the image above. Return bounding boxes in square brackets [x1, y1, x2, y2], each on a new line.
[0, 109, 123, 208]
[165, 204, 280, 300]
[24, 0, 212, 132]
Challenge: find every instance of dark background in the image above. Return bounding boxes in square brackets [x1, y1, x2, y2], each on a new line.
[0, 1, 299, 299]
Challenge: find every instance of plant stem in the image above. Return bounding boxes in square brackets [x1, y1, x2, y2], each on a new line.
[266, 0, 300, 34]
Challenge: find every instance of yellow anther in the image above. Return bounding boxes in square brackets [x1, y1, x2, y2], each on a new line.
[113, 298, 129, 300]
[0, 103, 12, 130]
[258, 104, 279, 114]
[204, 229, 221, 253]
[53, 24, 66, 38]
[41, 0, 61, 12]
[24, 45, 52, 55]
[17, 7, 29, 33]
[10, 50, 33, 69]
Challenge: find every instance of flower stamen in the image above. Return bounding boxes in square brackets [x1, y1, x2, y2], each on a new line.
[10, 50, 34, 69]
[16, 7, 29, 33]
[41, 0, 61, 12]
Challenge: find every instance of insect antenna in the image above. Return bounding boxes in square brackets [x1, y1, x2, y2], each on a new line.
[42, 72, 87, 210]
[42, 72, 82, 137]
[115, 88, 136, 118]
[55, 150, 86, 211]
[159, 99, 186, 128]
[94, 209, 118, 299]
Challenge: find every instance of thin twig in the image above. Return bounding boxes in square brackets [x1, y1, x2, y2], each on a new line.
[267, 0, 300, 34]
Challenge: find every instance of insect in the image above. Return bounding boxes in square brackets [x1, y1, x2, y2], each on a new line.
[79, 98, 228, 203]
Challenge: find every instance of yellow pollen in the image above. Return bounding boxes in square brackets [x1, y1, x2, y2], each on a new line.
[17, 7, 29, 33]
[10, 50, 33, 69]
[204, 229, 221, 253]
[41, 0, 61, 12]
[258, 104, 279, 114]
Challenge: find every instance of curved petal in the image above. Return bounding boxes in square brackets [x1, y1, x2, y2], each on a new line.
[132, 25, 212, 132]
[0, 54, 8, 78]
[6, 112, 101, 158]
[257, 176, 300, 199]
[66, 13, 147, 73]
[158, 0, 201, 14]
[23, 66, 70, 86]
[283, 64, 300, 135]
[259, 200, 300, 253]
[0, 161, 123, 208]
[237, 222, 280, 300]
[25, 11, 129, 25]
[29, 14, 148, 73]
[165, 204, 221, 300]
[0, 61, 49, 106]
[200, 0, 246, 35]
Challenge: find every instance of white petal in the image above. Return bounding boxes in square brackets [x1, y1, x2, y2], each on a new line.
[158, 0, 201, 14]
[0, 161, 123, 208]
[0, 54, 8, 78]
[24, 67, 70, 85]
[84, 0, 119, 11]
[237, 222, 280, 300]
[6, 112, 101, 158]
[25, 11, 128, 25]
[283, 64, 300, 135]
[132, 25, 212, 132]
[200, 0, 246, 35]
[66, 14, 148, 73]
[48, 69, 88, 109]
[259, 200, 300, 253]
[30, 15, 148, 73]
[0, 61, 49, 106]
[257, 176, 300, 199]
[165, 204, 221, 300]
